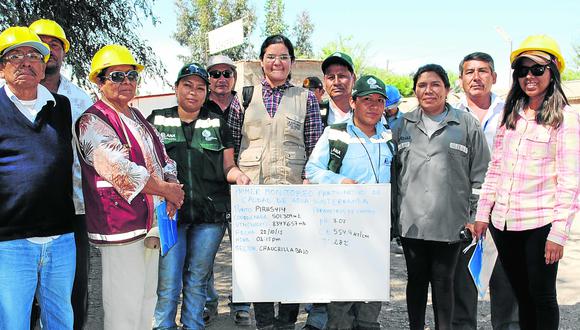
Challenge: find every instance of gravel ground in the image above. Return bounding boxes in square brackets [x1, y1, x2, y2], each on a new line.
[83, 226, 580, 330]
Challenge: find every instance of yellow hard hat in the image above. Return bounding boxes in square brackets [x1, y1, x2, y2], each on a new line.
[89, 44, 144, 83]
[510, 35, 565, 72]
[29, 19, 70, 53]
[0, 26, 50, 62]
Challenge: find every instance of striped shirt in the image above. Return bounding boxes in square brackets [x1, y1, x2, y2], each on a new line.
[475, 106, 580, 245]
[227, 78, 323, 159]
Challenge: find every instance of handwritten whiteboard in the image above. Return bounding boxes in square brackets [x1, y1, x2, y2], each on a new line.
[231, 184, 390, 303]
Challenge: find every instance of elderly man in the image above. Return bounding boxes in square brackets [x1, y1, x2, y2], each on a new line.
[203, 54, 253, 326]
[29, 18, 94, 330]
[302, 51, 356, 330]
[453, 52, 520, 330]
[0, 26, 75, 329]
[206, 54, 240, 118]
[320, 52, 356, 126]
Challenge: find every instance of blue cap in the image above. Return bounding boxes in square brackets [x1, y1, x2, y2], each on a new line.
[385, 85, 402, 107]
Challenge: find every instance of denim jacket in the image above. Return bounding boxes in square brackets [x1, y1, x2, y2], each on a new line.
[393, 104, 490, 242]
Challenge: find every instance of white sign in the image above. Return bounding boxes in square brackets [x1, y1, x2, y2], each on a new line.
[208, 18, 244, 54]
[231, 184, 390, 303]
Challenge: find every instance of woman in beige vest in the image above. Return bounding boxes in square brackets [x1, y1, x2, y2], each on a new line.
[227, 34, 324, 329]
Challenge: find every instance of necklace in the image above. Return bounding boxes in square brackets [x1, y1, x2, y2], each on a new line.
[352, 129, 381, 184]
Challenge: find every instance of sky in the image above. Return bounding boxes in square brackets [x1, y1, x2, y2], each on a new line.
[137, 0, 580, 94]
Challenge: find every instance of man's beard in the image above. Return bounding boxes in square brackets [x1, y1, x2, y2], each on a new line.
[45, 64, 60, 75]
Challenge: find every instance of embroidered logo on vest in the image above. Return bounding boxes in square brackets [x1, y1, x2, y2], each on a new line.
[202, 129, 217, 141]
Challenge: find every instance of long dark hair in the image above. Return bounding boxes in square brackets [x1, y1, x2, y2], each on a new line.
[502, 59, 569, 129]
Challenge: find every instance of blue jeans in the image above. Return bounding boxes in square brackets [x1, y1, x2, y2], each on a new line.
[305, 303, 328, 329]
[154, 222, 226, 330]
[206, 272, 251, 314]
[0, 233, 76, 330]
[205, 222, 251, 315]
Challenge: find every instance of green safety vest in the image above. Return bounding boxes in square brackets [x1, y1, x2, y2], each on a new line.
[147, 106, 230, 223]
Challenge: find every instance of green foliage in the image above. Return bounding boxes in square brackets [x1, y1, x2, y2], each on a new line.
[263, 0, 287, 37]
[573, 43, 580, 69]
[0, 0, 164, 89]
[320, 35, 370, 77]
[362, 67, 414, 97]
[292, 11, 314, 59]
[174, 0, 256, 64]
[447, 71, 462, 93]
[562, 68, 580, 81]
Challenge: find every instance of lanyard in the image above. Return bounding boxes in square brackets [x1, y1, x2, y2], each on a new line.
[352, 130, 380, 184]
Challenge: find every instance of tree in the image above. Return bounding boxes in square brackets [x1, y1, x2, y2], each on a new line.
[0, 0, 164, 89]
[262, 0, 287, 37]
[363, 67, 414, 97]
[292, 11, 314, 59]
[173, 0, 256, 64]
[320, 35, 371, 77]
[573, 43, 580, 69]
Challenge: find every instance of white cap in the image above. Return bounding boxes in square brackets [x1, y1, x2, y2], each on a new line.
[206, 55, 236, 71]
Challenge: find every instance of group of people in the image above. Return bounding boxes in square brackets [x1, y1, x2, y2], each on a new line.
[0, 17, 578, 330]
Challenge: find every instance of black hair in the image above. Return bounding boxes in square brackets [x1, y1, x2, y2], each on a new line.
[413, 64, 450, 91]
[459, 52, 495, 75]
[502, 58, 568, 129]
[259, 34, 295, 61]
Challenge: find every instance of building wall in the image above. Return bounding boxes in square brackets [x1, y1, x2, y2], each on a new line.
[130, 93, 177, 118]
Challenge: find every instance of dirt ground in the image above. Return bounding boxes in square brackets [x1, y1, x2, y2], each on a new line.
[84, 223, 580, 330]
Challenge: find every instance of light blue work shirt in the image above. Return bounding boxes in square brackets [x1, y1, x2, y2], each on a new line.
[306, 117, 393, 184]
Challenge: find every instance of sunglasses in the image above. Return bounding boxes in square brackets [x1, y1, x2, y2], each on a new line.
[105, 70, 139, 83]
[180, 64, 209, 80]
[208, 69, 234, 79]
[515, 65, 548, 78]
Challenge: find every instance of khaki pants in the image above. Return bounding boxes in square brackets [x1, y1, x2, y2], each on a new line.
[100, 239, 159, 330]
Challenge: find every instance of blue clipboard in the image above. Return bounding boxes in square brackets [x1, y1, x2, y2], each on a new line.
[468, 238, 484, 298]
[156, 201, 178, 256]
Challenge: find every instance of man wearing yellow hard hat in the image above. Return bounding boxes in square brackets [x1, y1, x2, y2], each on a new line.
[29, 18, 94, 330]
[0, 26, 76, 329]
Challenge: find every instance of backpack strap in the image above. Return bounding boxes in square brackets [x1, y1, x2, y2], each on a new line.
[327, 122, 349, 173]
[242, 86, 254, 109]
[319, 100, 330, 126]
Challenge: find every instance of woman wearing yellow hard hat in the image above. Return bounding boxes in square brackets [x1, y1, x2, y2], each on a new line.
[75, 44, 184, 330]
[474, 35, 580, 330]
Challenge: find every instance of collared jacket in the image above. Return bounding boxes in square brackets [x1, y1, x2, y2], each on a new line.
[455, 92, 504, 150]
[147, 105, 234, 223]
[76, 100, 177, 245]
[393, 104, 490, 242]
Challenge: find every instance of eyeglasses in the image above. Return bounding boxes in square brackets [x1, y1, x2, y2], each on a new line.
[264, 54, 291, 62]
[385, 104, 398, 111]
[515, 65, 549, 78]
[2, 52, 44, 64]
[105, 70, 139, 83]
[208, 69, 234, 79]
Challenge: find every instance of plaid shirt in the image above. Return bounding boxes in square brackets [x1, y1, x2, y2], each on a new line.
[475, 106, 580, 246]
[227, 78, 323, 160]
